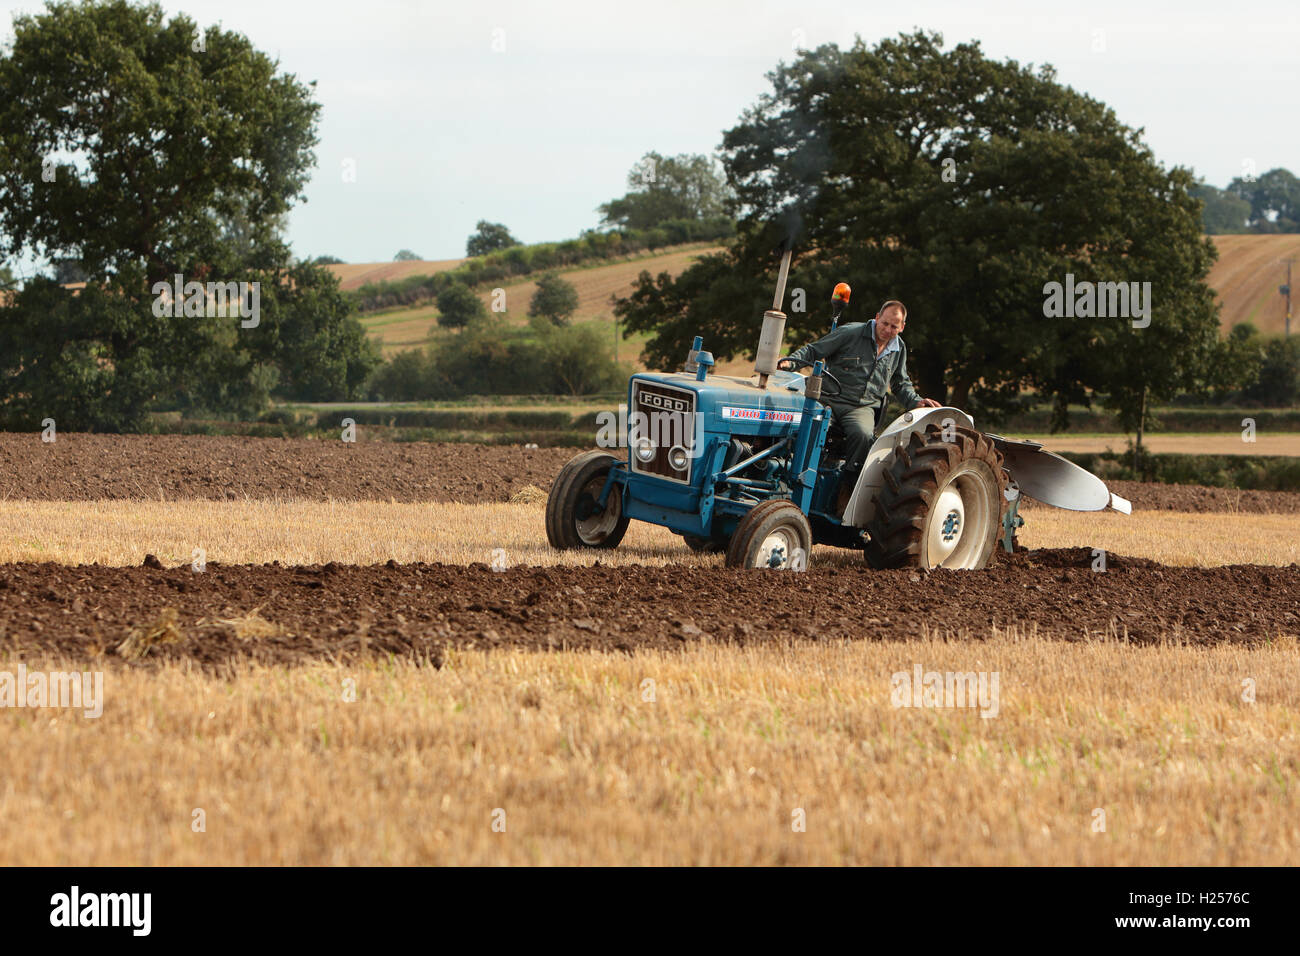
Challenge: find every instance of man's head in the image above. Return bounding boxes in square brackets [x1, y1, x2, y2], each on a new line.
[874, 300, 907, 346]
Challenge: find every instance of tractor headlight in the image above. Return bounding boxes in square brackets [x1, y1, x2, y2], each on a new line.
[634, 437, 656, 463]
[668, 445, 689, 471]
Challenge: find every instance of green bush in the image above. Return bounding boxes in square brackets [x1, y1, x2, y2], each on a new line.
[528, 272, 580, 327]
[365, 320, 629, 401]
[1244, 337, 1300, 407]
[436, 283, 487, 328]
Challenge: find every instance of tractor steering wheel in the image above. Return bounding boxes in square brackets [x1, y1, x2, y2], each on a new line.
[776, 357, 844, 399]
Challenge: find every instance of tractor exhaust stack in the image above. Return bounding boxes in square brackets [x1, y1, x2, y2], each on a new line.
[754, 247, 793, 388]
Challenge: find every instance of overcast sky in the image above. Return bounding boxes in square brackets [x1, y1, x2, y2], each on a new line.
[3, 0, 1298, 264]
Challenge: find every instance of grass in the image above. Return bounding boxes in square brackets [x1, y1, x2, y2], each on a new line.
[1021, 433, 1300, 457]
[2, 635, 1296, 864]
[0, 501, 1297, 568]
[3, 493, 1296, 865]
[1017, 509, 1300, 566]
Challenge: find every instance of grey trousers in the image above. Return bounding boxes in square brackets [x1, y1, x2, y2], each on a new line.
[825, 400, 877, 475]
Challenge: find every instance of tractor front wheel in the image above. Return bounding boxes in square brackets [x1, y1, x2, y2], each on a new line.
[546, 451, 630, 550]
[726, 500, 812, 570]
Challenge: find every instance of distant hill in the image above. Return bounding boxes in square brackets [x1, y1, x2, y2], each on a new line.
[352, 245, 724, 368]
[339, 233, 1299, 373]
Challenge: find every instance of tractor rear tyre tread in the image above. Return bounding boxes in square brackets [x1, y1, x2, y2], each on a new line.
[864, 425, 1007, 570]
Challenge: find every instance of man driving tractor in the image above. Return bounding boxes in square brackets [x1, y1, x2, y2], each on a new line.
[778, 298, 941, 508]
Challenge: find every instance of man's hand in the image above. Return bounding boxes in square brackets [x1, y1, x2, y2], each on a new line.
[776, 357, 797, 371]
[915, 398, 942, 408]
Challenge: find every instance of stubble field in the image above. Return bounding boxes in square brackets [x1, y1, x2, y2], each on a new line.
[0, 434, 1296, 865]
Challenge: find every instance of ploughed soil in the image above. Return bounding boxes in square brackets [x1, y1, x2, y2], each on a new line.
[1, 548, 1296, 669]
[0, 434, 570, 503]
[1, 433, 1298, 513]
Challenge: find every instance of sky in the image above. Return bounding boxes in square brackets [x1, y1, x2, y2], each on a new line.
[2, 0, 1298, 265]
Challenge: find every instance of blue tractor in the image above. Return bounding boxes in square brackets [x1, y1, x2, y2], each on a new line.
[546, 250, 1131, 570]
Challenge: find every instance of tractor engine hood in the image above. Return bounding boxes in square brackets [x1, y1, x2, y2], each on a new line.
[629, 371, 809, 431]
[633, 370, 808, 408]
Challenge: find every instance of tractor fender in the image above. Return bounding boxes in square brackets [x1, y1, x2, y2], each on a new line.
[986, 435, 1131, 513]
[841, 407, 976, 528]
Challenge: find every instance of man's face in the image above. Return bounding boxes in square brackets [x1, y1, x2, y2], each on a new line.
[875, 306, 906, 346]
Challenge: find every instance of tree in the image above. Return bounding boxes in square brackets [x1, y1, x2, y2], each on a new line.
[615, 32, 1224, 429]
[535, 323, 628, 395]
[366, 324, 626, 400]
[466, 220, 520, 257]
[0, 278, 164, 430]
[436, 282, 487, 328]
[1191, 183, 1251, 234]
[1209, 322, 1264, 401]
[527, 272, 579, 326]
[1227, 168, 1300, 232]
[312, 254, 345, 265]
[246, 262, 380, 402]
[0, 1, 318, 289]
[1243, 336, 1300, 406]
[0, 1, 374, 429]
[0, 263, 16, 292]
[394, 249, 422, 261]
[598, 152, 732, 230]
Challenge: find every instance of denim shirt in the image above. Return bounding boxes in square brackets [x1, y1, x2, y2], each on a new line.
[787, 320, 923, 410]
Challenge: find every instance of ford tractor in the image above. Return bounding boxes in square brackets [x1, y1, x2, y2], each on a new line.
[546, 249, 1131, 570]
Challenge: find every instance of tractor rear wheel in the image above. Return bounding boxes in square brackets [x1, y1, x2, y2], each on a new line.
[546, 451, 630, 550]
[726, 500, 812, 570]
[864, 425, 1007, 570]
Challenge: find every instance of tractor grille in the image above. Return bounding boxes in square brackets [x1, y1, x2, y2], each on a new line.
[630, 380, 696, 484]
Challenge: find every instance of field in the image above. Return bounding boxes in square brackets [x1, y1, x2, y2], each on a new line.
[1206, 234, 1300, 336]
[1, 434, 1297, 865]
[342, 234, 1300, 369]
[329, 257, 465, 291]
[1024, 433, 1300, 456]
[353, 244, 722, 360]
[5, 640, 1296, 865]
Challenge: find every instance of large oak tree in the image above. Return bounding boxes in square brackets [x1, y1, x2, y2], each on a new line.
[0, 0, 375, 429]
[615, 31, 1225, 430]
